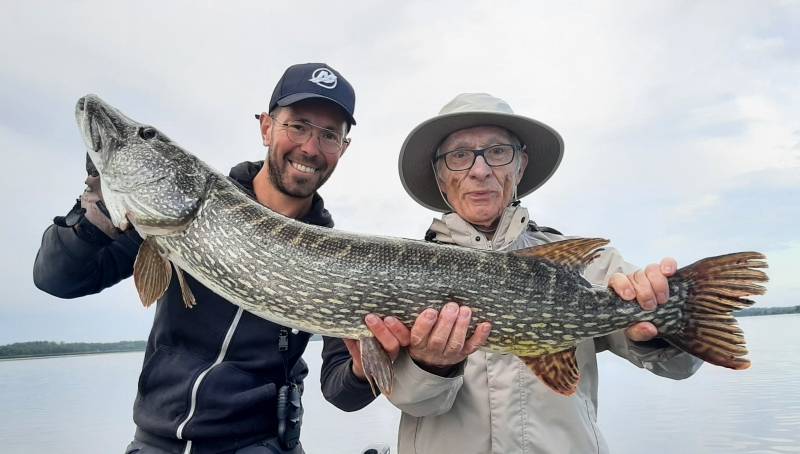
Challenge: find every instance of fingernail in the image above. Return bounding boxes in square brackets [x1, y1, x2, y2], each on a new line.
[444, 303, 458, 314]
[644, 299, 656, 310]
[624, 289, 635, 300]
[459, 307, 471, 319]
[384, 316, 397, 324]
[365, 314, 378, 324]
[662, 264, 673, 274]
[424, 310, 437, 320]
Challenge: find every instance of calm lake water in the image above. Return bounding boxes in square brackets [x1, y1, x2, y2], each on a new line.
[1, 314, 798, 453]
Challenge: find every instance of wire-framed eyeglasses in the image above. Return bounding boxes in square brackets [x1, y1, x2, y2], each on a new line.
[271, 116, 349, 154]
[434, 144, 524, 171]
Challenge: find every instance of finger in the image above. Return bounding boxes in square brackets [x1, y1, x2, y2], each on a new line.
[410, 309, 438, 349]
[365, 314, 401, 359]
[427, 302, 459, 354]
[342, 338, 361, 358]
[631, 269, 657, 311]
[608, 273, 636, 301]
[660, 257, 677, 276]
[625, 322, 658, 342]
[444, 306, 472, 356]
[463, 322, 492, 355]
[644, 263, 670, 305]
[342, 338, 366, 379]
[384, 316, 411, 347]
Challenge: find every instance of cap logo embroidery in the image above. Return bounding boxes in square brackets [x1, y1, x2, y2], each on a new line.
[308, 68, 337, 89]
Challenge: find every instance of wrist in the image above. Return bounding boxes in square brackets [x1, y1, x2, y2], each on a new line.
[414, 359, 459, 377]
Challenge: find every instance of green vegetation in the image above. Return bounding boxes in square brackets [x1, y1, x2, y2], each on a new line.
[3, 309, 796, 359]
[0, 340, 146, 359]
[735, 305, 800, 317]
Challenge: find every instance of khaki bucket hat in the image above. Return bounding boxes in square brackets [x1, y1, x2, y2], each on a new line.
[398, 93, 564, 212]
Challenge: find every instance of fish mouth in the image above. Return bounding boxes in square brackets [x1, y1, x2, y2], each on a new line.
[76, 95, 121, 155]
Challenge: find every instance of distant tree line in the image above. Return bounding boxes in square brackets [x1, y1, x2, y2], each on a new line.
[0, 340, 146, 359]
[735, 305, 800, 317]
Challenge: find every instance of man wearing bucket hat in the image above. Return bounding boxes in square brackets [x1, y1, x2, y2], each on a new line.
[321, 93, 703, 453]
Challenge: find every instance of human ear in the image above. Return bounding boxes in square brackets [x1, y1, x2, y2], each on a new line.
[259, 113, 272, 146]
[516, 152, 529, 182]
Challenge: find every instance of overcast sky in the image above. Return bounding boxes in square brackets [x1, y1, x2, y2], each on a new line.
[1, 1, 797, 344]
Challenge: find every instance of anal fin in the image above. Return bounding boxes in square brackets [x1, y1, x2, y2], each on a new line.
[133, 238, 172, 307]
[360, 337, 394, 396]
[520, 348, 580, 396]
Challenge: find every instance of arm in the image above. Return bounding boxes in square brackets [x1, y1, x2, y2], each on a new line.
[586, 248, 703, 379]
[320, 336, 378, 412]
[32, 179, 142, 298]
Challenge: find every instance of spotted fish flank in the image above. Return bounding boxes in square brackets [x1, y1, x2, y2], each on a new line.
[76, 95, 769, 396]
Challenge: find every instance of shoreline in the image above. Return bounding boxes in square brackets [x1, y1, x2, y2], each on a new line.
[0, 348, 145, 362]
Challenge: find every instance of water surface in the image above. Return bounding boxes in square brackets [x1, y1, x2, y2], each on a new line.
[1, 315, 797, 453]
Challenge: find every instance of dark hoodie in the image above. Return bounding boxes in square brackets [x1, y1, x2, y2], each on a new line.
[33, 161, 333, 453]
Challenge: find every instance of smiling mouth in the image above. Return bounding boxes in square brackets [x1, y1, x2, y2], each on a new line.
[289, 160, 319, 175]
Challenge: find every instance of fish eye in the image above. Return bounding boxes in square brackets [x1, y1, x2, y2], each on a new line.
[139, 127, 158, 140]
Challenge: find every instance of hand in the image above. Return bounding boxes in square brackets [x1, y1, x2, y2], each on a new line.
[406, 302, 491, 374]
[80, 175, 120, 238]
[608, 258, 677, 342]
[344, 315, 411, 380]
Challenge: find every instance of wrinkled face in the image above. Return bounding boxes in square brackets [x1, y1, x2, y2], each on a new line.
[261, 100, 349, 198]
[435, 126, 528, 227]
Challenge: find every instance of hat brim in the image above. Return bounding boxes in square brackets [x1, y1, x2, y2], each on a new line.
[277, 93, 356, 125]
[398, 111, 564, 212]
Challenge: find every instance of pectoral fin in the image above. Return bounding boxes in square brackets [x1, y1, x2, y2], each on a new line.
[174, 267, 197, 309]
[133, 238, 172, 307]
[520, 348, 580, 396]
[360, 337, 394, 396]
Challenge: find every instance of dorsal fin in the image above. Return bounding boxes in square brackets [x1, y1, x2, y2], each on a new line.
[512, 238, 609, 273]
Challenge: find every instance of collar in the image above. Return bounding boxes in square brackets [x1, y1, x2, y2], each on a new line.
[227, 160, 334, 228]
[426, 204, 531, 250]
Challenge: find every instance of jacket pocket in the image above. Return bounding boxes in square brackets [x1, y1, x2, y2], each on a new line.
[134, 346, 212, 434]
[182, 361, 278, 440]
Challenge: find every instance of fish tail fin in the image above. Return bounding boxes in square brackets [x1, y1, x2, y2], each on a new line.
[664, 252, 768, 370]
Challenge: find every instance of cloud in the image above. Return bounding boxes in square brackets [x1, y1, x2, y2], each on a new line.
[1, 1, 798, 342]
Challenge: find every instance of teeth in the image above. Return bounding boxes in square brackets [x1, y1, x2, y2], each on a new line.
[290, 161, 318, 174]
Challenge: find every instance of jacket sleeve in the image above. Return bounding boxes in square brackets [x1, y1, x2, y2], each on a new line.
[383, 351, 465, 418]
[319, 336, 379, 412]
[585, 247, 703, 379]
[32, 209, 142, 299]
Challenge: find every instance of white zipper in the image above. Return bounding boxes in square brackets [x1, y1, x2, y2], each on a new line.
[176, 306, 245, 447]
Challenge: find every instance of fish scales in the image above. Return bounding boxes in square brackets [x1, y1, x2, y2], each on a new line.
[155, 174, 677, 355]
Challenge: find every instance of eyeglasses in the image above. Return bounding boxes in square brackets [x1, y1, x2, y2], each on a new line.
[271, 116, 349, 154]
[434, 144, 524, 171]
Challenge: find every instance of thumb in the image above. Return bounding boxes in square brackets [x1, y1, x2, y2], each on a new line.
[343, 339, 366, 379]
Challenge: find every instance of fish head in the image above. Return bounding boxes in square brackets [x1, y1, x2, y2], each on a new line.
[75, 94, 208, 236]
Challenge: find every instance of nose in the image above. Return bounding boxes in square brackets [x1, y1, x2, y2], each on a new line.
[468, 155, 492, 178]
[299, 131, 323, 157]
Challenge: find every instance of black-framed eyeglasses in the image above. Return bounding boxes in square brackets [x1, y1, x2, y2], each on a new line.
[434, 144, 524, 171]
[271, 116, 349, 154]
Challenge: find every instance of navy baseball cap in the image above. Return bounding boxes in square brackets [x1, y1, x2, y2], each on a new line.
[265, 63, 356, 126]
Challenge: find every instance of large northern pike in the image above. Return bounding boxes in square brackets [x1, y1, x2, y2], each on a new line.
[76, 94, 768, 396]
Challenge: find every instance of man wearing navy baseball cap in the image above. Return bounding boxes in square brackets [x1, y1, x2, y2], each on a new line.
[34, 63, 357, 454]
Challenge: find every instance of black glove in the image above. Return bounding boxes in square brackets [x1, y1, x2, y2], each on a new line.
[54, 155, 121, 244]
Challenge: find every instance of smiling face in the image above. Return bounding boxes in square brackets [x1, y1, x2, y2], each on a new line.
[435, 126, 527, 228]
[261, 99, 349, 198]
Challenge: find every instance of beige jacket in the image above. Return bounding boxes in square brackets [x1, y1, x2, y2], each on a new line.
[388, 205, 702, 454]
